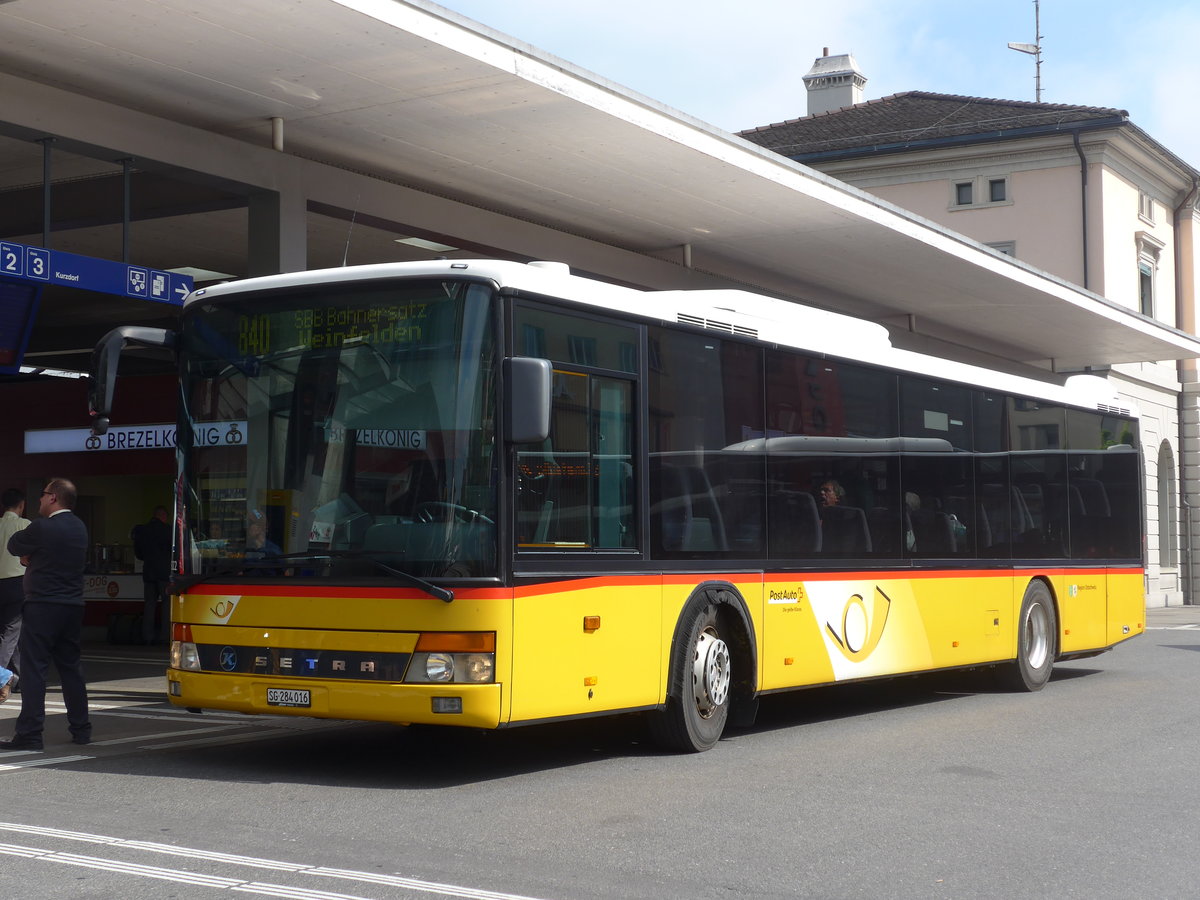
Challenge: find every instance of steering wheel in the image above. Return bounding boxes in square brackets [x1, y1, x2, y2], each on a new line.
[415, 501, 495, 526]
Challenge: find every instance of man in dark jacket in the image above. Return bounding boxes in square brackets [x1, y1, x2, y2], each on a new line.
[0, 478, 91, 751]
[135, 505, 172, 645]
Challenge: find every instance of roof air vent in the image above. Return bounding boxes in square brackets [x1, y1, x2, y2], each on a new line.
[676, 313, 758, 339]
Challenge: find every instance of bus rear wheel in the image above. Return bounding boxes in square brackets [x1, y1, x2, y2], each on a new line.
[1001, 580, 1056, 692]
[650, 602, 731, 752]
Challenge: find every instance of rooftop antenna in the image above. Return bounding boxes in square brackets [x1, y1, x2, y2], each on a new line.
[1007, 0, 1043, 101]
[341, 196, 361, 267]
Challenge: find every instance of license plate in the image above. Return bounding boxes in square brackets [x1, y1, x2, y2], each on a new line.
[266, 688, 311, 708]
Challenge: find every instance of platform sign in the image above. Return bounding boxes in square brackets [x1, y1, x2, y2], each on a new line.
[0, 240, 192, 305]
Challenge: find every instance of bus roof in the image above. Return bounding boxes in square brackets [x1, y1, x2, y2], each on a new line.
[186, 259, 1136, 418]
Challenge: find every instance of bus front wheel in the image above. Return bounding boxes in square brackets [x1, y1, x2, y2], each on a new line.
[650, 602, 731, 752]
[1001, 580, 1057, 692]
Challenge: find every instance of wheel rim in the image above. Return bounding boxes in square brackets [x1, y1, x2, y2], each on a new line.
[1024, 601, 1050, 670]
[691, 628, 731, 718]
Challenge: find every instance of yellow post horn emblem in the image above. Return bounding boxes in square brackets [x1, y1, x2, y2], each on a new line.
[826, 586, 892, 662]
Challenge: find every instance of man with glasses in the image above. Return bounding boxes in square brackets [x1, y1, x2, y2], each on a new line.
[0, 478, 91, 752]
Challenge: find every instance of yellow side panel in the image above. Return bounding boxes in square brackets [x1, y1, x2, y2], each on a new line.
[1106, 569, 1145, 646]
[509, 577, 662, 723]
[763, 572, 1015, 688]
[1054, 571, 1108, 653]
[762, 578, 835, 690]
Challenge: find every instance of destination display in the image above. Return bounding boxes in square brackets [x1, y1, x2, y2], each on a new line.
[238, 300, 432, 356]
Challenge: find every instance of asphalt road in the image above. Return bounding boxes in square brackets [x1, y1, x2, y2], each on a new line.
[1, 608, 1197, 899]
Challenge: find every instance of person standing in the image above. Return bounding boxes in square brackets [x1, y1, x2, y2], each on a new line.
[0, 478, 91, 751]
[134, 505, 172, 645]
[0, 488, 29, 685]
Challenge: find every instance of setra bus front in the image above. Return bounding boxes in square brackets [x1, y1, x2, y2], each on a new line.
[89, 263, 550, 728]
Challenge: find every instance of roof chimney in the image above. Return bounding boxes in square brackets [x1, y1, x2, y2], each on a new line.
[803, 50, 866, 116]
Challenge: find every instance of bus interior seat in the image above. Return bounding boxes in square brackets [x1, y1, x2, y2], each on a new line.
[867, 506, 905, 556]
[1073, 478, 1111, 516]
[651, 463, 728, 552]
[1016, 483, 1044, 529]
[679, 465, 727, 551]
[820, 504, 872, 555]
[908, 507, 957, 555]
[772, 490, 822, 555]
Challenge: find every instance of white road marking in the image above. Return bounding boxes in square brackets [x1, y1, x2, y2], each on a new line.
[0, 755, 93, 771]
[0, 822, 555, 899]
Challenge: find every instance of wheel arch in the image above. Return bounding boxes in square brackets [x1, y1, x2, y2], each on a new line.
[667, 580, 759, 726]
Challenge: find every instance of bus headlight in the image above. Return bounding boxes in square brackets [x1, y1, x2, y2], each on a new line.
[424, 652, 455, 683]
[406, 651, 495, 684]
[462, 653, 494, 683]
[171, 641, 201, 671]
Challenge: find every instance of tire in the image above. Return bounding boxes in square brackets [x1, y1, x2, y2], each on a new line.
[649, 601, 732, 752]
[1001, 580, 1057, 691]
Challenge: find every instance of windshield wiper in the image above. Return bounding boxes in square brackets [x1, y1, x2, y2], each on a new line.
[172, 550, 454, 602]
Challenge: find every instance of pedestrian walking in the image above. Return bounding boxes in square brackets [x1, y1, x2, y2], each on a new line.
[0, 478, 91, 751]
[133, 505, 172, 644]
[0, 488, 29, 685]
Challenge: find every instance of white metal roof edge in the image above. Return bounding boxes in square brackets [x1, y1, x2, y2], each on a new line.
[347, 0, 1200, 363]
[188, 258, 1136, 416]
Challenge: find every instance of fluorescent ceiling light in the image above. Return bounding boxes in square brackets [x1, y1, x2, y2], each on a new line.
[19, 365, 87, 379]
[394, 237, 458, 253]
[166, 266, 235, 281]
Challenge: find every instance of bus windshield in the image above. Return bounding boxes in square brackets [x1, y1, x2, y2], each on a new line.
[177, 278, 498, 579]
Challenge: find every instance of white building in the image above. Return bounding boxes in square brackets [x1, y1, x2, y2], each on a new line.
[742, 54, 1200, 605]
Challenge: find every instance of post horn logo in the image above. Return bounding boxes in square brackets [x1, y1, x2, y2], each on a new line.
[826, 586, 892, 662]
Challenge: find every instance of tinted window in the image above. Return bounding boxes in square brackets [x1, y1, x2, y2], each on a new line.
[649, 328, 764, 558]
[765, 352, 899, 559]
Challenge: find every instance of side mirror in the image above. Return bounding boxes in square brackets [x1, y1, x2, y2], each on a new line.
[504, 357, 552, 444]
[89, 325, 178, 434]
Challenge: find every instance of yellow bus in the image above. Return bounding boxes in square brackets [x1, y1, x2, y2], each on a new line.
[90, 259, 1144, 751]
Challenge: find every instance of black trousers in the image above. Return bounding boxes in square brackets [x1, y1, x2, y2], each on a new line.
[0, 575, 21, 675]
[13, 601, 91, 743]
[142, 578, 169, 644]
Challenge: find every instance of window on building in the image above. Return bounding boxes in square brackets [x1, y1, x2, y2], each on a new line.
[1135, 230, 1164, 319]
[1139, 262, 1154, 317]
[1139, 191, 1155, 223]
[951, 176, 1009, 209]
[986, 241, 1016, 257]
[1157, 441, 1178, 569]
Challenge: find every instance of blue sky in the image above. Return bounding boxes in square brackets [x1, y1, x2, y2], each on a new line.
[434, 0, 1200, 169]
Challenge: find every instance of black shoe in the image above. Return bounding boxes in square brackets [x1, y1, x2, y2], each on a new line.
[71, 734, 91, 746]
[0, 736, 43, 752]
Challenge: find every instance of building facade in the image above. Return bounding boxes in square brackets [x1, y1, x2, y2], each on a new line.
[742, 61, 1200, 605]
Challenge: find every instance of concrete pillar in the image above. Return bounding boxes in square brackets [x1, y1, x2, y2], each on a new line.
[247, 187, 306, 276]
[1178, 383, 1200, 604]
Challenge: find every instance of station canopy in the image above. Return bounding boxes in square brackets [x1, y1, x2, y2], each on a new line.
[0, 0, 1197, 373]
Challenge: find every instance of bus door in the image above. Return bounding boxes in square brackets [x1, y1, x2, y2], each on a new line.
[509, 305, 659, 722]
